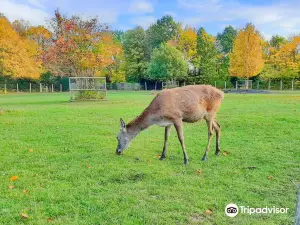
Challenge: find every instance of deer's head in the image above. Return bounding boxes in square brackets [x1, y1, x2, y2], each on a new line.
[116, 118, 132, 155]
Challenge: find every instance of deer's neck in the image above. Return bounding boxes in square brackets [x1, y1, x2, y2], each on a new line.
[126, 109, 152, 137]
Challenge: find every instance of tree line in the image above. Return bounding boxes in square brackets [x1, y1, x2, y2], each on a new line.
[0, 11, 299, 86]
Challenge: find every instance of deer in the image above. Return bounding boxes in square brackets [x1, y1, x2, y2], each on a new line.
[115, 85, 224, 165]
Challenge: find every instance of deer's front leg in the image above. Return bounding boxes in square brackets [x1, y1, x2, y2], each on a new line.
[160, 125, 171, 160]
[174, 120, 189, 165]
[213, 120, 221, 156]
[202, 120, 214, 161]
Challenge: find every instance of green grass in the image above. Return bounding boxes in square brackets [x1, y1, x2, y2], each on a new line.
[0, 91, 299, 225]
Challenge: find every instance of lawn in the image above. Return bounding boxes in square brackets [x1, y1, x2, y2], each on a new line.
[0, 91, 299, 225]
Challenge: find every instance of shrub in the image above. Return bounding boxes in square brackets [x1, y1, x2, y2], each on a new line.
[75, 91, 105, 100]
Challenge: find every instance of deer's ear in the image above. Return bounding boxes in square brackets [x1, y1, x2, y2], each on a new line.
[120, 118, 126, 130]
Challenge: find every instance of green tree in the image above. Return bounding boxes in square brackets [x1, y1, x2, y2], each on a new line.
[146, 15, 178, 50]
[269, 35, 286, 50]
[148, 43, 188, 82]
[216, 26, 237, 54]
[215, 26, 237, 80]
[123, 27, 150, 82]
[196, 27, 217, 83]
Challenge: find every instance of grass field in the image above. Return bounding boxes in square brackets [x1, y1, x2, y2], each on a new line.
[0, 91, 299, 225]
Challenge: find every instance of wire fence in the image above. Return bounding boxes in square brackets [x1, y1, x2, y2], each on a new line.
[0, 79, 299, 94]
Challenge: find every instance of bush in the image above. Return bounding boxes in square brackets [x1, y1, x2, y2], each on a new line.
[75, 91, 105, 100]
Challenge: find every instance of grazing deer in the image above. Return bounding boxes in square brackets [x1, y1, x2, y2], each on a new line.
[116, 85, 224, 165]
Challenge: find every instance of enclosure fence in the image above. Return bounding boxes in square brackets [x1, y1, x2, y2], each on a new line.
[0, 79, 300, 94]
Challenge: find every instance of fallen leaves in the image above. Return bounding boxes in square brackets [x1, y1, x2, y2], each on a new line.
[9, 185, 14, 189]
[29, 149, 33, 153]
[153, 154, 161, 158]
[204, 209, 213, 215]
[196, 169, 202, 174]
[23, 189, 29, 194]
[222, 151, 230, 156]
[10, 176, 19, 181]
[21, 213, 29, 219]
[268, 176, 273, 180]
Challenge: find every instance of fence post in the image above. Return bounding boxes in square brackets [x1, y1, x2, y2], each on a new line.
[236, 81, 238, 91]
[4, 84, 7, 95]
[52, 84, 54, 92]
[46, 86, 48, 92]
[184, 81, 186, 86]
[194, 82, 195, 85]
[40, 83, 42, 92]
[292, 79, 294, 91]
[145, 82, 147, 90]
[29, 83, 32, 93]
[60, 84, 62, 92]
[224, 81, 226, 90]
[280, 79, 283, 90]
[17, 83, 19, 92]
[268, 80, 271, 90]
[257, 81, 259, 90]
[214, 81, 216, 87]
[155, 82, 157, 91]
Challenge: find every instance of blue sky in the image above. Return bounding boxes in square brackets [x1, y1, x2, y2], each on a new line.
[1, 0, 300, 39]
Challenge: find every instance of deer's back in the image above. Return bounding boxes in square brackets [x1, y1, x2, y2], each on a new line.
[149, 85, 224, 123]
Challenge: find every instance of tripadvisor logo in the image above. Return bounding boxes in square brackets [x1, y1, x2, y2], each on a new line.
[225, 203, 289, 217]
[225, 203, 239, 217]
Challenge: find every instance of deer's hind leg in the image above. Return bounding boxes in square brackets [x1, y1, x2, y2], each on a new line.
[160, 125, 171, 160]
[213, 120, 221, 155]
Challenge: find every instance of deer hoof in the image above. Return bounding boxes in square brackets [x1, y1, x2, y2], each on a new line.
[184, 158, 189, 165]
[201, 156, 208, 161]
[159, 155, 166, 160]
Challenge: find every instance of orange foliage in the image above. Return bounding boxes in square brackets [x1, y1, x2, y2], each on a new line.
[0, 16, 42, 78]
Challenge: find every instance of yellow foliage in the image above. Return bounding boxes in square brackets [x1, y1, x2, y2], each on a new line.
[0, 17, 41, 78]
[229, 24, 264, 78]
[262, 35, 300, 79]
[168, 26, 197, 61]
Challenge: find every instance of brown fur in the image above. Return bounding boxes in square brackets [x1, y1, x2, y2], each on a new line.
[123, 85, 224, 164]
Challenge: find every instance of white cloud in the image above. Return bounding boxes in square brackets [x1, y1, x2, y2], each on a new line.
[177, 0, 300, 37]
[27, 0, 46, 9]
[0, 0, 50, 25]
[131, 16, 156, 29]
[129, 0, 153, 14]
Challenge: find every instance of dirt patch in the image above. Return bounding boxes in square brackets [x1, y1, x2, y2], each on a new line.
[188, 213, 207, 224]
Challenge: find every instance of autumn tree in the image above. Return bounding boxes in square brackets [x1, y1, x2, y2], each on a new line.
[123, 26, 150, 82]
[147, 43, 188, 82]
[103, 32, 125, 82]
[12, 19, 30, 38]
[43, 10, 122, 77]
[195, 27, 217, 83]
[168, 26, 197, 61]
[261, 36, 300, 79]
[229, 23, 264, 80]
[146, 15, 178, 50]
[0, 15, 41, 78]
[27, 26, 52, 50]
